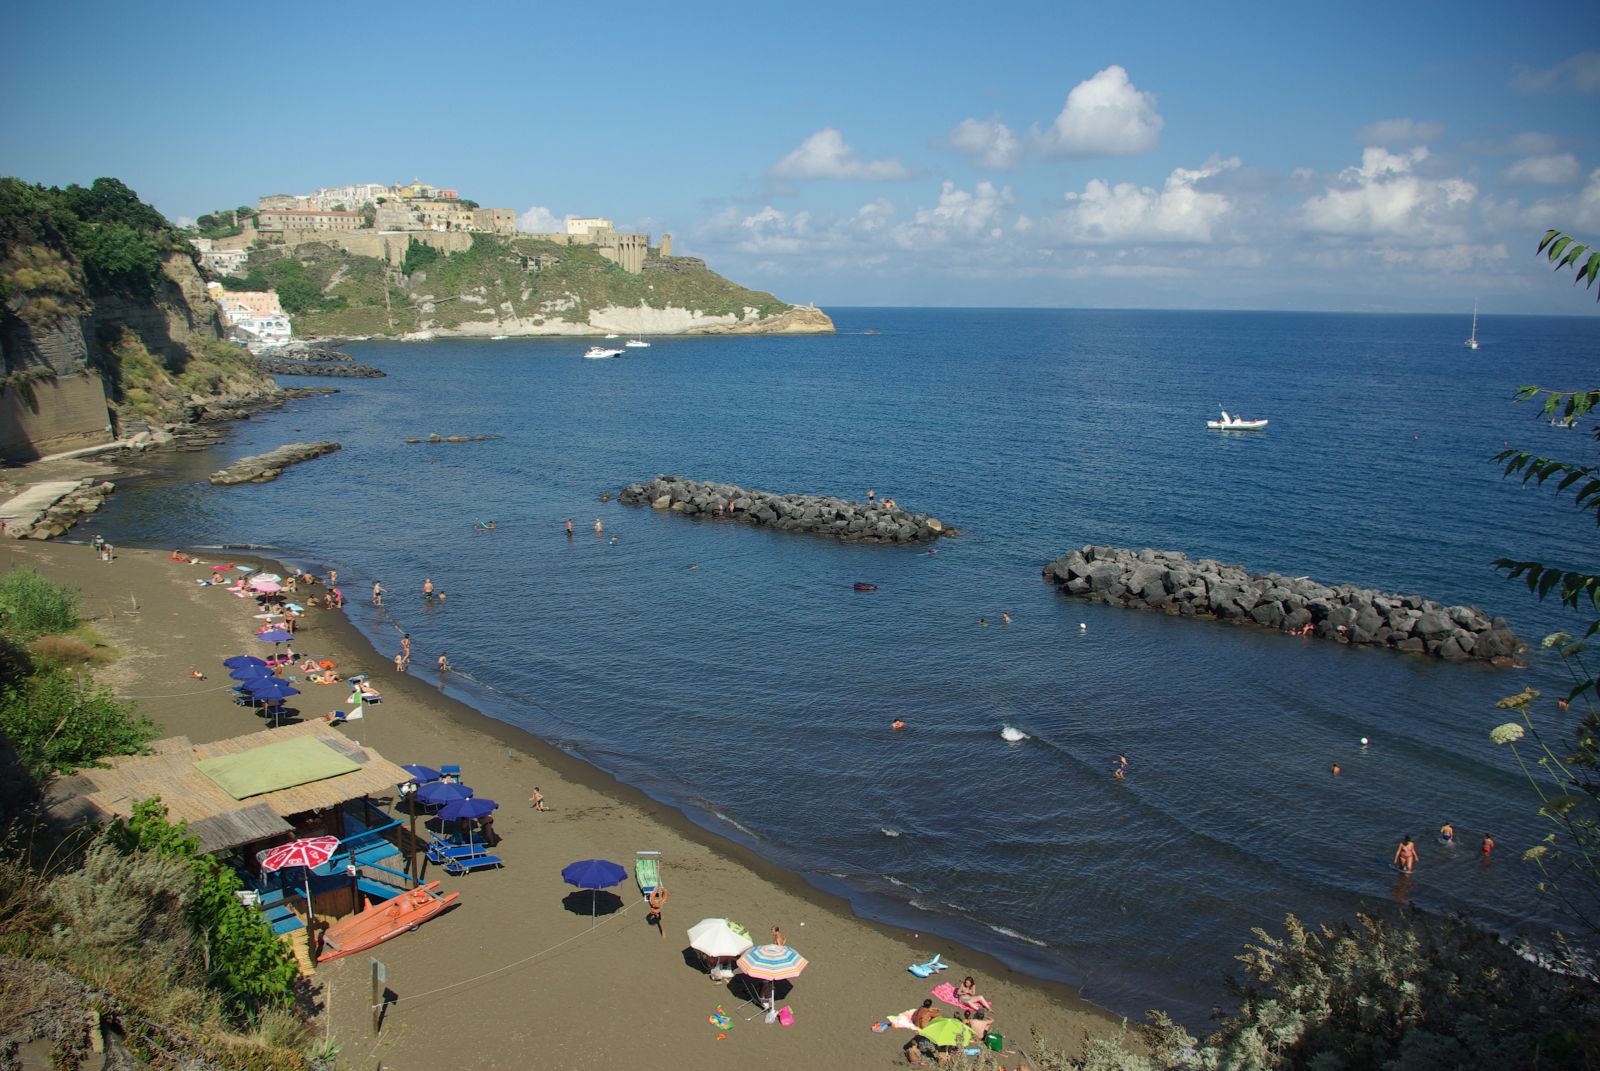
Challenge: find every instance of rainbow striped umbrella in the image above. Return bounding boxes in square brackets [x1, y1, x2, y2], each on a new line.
[736, 943, 808, 980]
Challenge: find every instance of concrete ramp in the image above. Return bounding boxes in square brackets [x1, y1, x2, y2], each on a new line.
[0, 481, 84, 528]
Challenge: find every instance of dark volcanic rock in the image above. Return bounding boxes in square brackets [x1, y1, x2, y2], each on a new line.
[1041, 543, 1522, 666]
[618, 476, 954, 544]
[209, 441, 341, 485]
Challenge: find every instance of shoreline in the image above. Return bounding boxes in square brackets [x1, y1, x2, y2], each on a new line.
[5, 537, 1123, 1068]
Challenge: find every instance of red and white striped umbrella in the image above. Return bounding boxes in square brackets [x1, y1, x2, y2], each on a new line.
[259, 835, 340, 872]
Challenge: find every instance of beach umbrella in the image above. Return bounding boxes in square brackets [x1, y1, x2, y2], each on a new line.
[257, 629, 292, 644]
[737, 942, 809, 1011]
[259, 835, 341, 921]
[416, 780, 474, 805]
[561, 858, 627, 924]
[401, 764, 441, 783]
[246, 677, 300, 698]
[918, 1018, 974, 1049]
[250, 579, 282, 594]
[687, 918, 754, 959]
[438, 797, 497, 849]
[252, 572, 281, 582]
[223, 655, 267, 669]
[230, 665, 274, 681]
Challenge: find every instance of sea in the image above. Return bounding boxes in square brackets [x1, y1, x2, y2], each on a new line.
[89, 308, 1600, 1024]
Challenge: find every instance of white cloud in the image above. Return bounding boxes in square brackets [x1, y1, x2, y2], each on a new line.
[1354, 118, 1444, 147]
[770, 129, 910, 181]
[1512, 52, 1600, 94]
[518, 206, 562, 232]
[1503, 153, 1581, 185]
[1031, 66, 1164, 158]
[891, 181, 1015, 249]
[948, 116, 1023, 169]
[1301, 147, 1476, 241]
[1049, 157, 1239, 243]
[856, 198, 897, 232]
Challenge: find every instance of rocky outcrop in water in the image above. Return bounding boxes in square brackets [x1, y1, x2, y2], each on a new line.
[403, 433, 503, 444]
[619, 475, 952, 543]
[209, 441, 340, 485]
[1043, 545, 1522, 664]
[255, 357, 385, 378]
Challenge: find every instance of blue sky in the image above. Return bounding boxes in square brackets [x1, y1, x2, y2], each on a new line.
[5, 0, 1599, 313]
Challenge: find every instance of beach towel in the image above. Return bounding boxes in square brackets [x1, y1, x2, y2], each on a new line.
[888, 1010, 918, 1030]
[932, 981, 992, 1011]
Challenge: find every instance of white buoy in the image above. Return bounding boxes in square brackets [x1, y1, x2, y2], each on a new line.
[1079, 623, 1088, 630]
[1360, 737, 1369, 747]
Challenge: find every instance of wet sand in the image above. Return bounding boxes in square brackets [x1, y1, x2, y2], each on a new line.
[4, 538, 1121, 1069]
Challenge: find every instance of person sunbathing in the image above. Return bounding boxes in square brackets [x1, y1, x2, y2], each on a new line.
[310, 671, 341, 685]
[358, 683, 381, 700]
[300, 659, 321, 672]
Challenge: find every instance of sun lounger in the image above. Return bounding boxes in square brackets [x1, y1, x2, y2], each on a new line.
[424, 834, 489, 865]
[439, 853, 503, 875]
[635, 851, 661, 896]
[908, 953, 948, 977]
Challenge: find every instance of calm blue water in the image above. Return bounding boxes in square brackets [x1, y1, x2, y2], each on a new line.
[92, 309, 1600, 1021]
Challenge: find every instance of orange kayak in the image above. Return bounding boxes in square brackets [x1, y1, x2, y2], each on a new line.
[317, 881, 460, 962]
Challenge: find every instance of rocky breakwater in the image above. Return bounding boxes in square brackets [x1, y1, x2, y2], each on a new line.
[2, 479, 115, 539]
[1042, 545, 1523, 664]
[209, 442, 341, 485]
[255, 344, 385, 379]
[618, 475, 952, 544]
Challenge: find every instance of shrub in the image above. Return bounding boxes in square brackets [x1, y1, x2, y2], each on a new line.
[106, 801, 299, 1019]
[0, 665, 157, 777]
[0, 568, 80, 640]
[27, 634, 98, 668]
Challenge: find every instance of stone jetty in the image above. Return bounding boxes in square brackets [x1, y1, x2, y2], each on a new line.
[209, 442, 341, 485]
[618, 475, 952, 543]
[1042, 545, 1522, 664]
[0, 479, 115, 539]
[403, 434, 504, 444]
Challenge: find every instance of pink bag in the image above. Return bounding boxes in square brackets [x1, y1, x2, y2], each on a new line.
[777, 1006, 795, 1026]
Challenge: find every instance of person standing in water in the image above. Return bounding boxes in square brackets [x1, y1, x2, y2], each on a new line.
[1481, 833, 1495, 860]
[372, 581, 383, 605]
[1394, 834, 1419, 873]
[423, 577, 434, 600]
[565, 518, 574, 537]
[1439, 821, 1454, 845]
[594, 518, 603, 535]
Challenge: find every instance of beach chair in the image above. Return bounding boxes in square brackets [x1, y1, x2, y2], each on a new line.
[424, 833, 488, 866]
[635, 851, 661, 897]
[439, 763, 460, 781]
[908, 953, 948, 977]
[440, 853, 503, 875]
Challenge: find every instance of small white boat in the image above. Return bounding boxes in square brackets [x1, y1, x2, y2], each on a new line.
[604, 333, 620, 339]
[625, 338, 651, 348]
[1207, 408, 1269, 431]
[490, 334, 508, 340]
[1465, 301, 1479, 350]
[584, 346, 623, 360]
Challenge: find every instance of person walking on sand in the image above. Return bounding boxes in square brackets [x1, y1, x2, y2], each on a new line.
[423, 577, 434, 601]
[771, 924, 785, 946]
[529, 787, 547, 811]
[372, 581, 383, 605]
[647, 882, 668, 936]
[1394, 834, 1419, 873]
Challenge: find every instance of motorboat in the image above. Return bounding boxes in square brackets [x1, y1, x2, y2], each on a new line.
[1207, 408, 1269, 431]
[604, 333, 620, 339]
[1465, 301, 1479, 350]
[490, 334, 508, 340]
[625, 338, 651, 348]
[316, 881, 460, 963]
[584, 346, 624, 359]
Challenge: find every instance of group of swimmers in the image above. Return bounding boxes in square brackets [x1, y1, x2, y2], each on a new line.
[1393, 825, 1494, 873]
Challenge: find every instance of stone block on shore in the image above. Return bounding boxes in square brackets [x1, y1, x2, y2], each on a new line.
[1041, 544, 1523, 665]
[209, 442, 341, 485]
[618, 475, 955, 544]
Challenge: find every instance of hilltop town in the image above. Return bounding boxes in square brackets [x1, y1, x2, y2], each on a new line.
[192, 179, 830, 344]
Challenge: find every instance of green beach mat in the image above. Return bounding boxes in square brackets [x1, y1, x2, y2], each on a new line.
[195, 737, 361, 800]
[636, 855, 660, 893]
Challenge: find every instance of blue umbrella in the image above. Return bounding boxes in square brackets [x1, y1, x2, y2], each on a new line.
[230, 665, 274, 681]
[257, 629, 293, 644]
[562, 858, 627, 924]
[223, 655, 268, 669]
[438, 797, 497, 821]
[401, 764, 441, 783]
[245, 677, 300, 699]
[416, 781, 474, 805]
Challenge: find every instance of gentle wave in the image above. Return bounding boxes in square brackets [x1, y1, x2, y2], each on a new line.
[987, 923, 1050, 948]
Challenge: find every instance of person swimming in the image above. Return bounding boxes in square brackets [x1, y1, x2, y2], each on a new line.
[891, 719, 906, 730]
[1439, 821, 1454, 844]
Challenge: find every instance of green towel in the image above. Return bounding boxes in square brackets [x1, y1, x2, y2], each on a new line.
[195, 737, 361, 799]
[636, 856, 660, 892]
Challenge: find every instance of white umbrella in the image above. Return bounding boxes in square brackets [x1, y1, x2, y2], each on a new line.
[249, 578, 282, 593]
[687, 918, 754, 959]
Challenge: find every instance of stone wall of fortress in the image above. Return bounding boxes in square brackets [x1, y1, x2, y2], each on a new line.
[520, 230, 651, 274]
[0, 372, 113, 461]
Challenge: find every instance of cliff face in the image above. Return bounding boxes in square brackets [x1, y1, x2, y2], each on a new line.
[0, 178, 275, 459]
[247, 235, 835, 338]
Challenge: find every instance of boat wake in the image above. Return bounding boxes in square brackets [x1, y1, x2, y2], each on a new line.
[1001, 725, 1031, 743]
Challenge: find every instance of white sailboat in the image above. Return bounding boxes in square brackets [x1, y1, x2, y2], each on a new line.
[625, 338, 651, 348]
[1465, 302, 1479, 350]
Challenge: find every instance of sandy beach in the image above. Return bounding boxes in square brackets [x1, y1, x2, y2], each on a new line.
[4, 537, 1121, 1069]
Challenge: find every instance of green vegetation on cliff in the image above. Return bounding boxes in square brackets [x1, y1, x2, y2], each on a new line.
[1, 175, 273, 427]
[235, 232, 793, 336]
